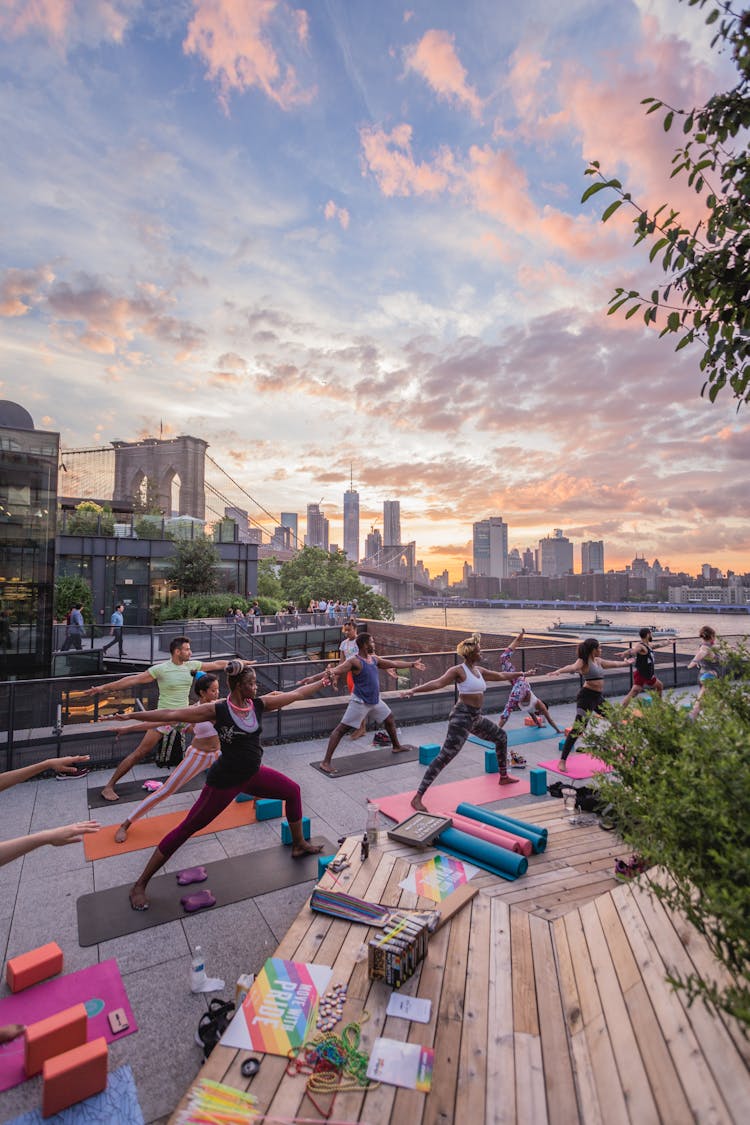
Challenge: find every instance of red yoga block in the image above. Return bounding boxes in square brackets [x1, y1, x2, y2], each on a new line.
[42, 1036, 108, 1117]
[24, 1003, 88, 1077]
[6, 942, 63, 993]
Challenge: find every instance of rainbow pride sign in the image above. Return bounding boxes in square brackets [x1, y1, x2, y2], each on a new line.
[220, 958, 332, 1055]
[413, 855, 476, 902]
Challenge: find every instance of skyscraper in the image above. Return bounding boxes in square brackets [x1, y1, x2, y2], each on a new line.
[472, 517, 508, 579]
[581, 540, 604, 573]
[280, 512, 298, 546]
[305, 503, 329, 550]
[539, 529, 574, 577]
[383, 500, 401, 546]
[365, 527, 382, 558]
[343, 483, 360, 562]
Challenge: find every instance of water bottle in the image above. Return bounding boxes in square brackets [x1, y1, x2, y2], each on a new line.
[366, 800, 379, 845]
[190, 946, 207, 993]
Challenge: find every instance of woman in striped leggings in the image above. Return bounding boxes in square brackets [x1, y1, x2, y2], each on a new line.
[113, 671, 221, 843]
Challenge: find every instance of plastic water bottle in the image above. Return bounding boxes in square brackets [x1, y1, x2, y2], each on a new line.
[190, 946, 207, 993]
[366, 801, 379, 845]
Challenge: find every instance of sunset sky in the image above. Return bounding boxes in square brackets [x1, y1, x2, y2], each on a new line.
[1, 0, 747, 579]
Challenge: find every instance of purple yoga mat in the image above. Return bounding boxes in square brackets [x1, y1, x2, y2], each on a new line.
[0, 959, 136, 1092]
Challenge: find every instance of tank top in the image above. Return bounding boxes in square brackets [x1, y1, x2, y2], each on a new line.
[583, 658, 605, 681]
[192, 720, 218, 739]
[635, 644, 655, 679]
[457, 663, 486, 694]
[352, 656, 380, 705]
[206, 698, 265, 788]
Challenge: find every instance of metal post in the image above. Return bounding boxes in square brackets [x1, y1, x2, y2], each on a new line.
[7, 681, 15, 770]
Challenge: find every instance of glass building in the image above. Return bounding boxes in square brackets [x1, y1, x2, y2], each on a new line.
[0, 402, 59, 679]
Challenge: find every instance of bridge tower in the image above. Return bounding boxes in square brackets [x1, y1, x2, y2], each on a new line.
[112, 436, 207, 519]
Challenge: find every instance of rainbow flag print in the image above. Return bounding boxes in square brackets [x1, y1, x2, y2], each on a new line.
[239, 958, 330, 1056]
[413, 855, 474, 902]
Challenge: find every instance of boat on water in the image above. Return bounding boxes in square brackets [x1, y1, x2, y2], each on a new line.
[548, 612, 678, 637]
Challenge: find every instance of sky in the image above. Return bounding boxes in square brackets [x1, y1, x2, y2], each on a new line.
[1, 0, 748, 580]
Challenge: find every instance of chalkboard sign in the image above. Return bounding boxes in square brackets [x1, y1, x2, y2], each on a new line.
[386, 812, 453, 848]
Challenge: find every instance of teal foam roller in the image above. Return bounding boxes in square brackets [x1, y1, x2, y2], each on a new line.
[256, 798, 283, 820]
[437, 827, 528, 879]
[318, 855, 335, 878]
[455, 802, 547, 853]
[281, 816, 310, 844]
[470, 727, 557, 748]
[235, 792, 254, 803]
[530, 767, 547, 796]
[484, 749, 499, 774]
[419, 743, 440, 765]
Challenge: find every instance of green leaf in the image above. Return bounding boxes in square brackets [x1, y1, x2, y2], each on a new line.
[663, 111, 674, 132]
[683, 114, 694, 133]
[625, 304, 641, 320]
[676, 334, 692, 351]
[649, 238, 669, 262]
[705, 9, 719, 25]
[668, 311, 681, 331]
[607, 297, 629, 315]
[601, 199, 623, 222]
[580, 181, 609, 203]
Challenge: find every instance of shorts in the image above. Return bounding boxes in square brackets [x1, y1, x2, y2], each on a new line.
[340, 697, 392, 728]
[699, 671, 717, 683]
[633, 671, 658, 688]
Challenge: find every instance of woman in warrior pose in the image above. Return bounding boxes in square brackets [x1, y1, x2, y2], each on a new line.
[551, 638, 631, 771]
[687, 625, 720, 719]
[401, 633, 520, 812]
[114, 662, 331, 910]
[112, 671, 222, 843]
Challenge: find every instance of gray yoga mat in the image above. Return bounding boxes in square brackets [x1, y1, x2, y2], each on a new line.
[310, 744, 420, 776]
[87, 774, 205, 809]
[76, 839, 335, 946]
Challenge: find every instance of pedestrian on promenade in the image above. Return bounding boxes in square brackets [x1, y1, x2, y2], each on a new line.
[317, 633, 425, 774]
[101, 603, 126, 658]
[620, 627, 672, 709]
[551, 638, 632, 771]
[60, 603, 84, 651]
[113, 662, 331, 910]
[687, 625, 721, 719]
[84, 636, 237, 801]
[401, 633, 520, 812]
[112, 671, 222, 843]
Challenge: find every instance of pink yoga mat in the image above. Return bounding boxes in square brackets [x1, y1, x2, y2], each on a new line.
[538, 753, 611, 780]
[0, 959, 137, 1092]
[448, 811, 533, 857]
[373, 772, 530, 824]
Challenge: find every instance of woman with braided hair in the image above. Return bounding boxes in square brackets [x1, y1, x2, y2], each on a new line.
[113, 661, 331, 910]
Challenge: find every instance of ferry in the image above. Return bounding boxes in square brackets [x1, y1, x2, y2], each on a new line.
[548, 612, 678, 638]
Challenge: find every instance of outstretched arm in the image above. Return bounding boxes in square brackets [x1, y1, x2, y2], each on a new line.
[262, 676, 333, 711]
[401, 666, 459, 698]
[375, 656, 426, 672]
[481, 668, 522, 683]
[0, 822, 100, 868]
[84, 670, 154, 697]
[0, 756, 91, 794]
[550, 660, 583, 677]
[600, 655, 632, 668]
[112, 702, 217, 725]
[509, 628, 525, 651]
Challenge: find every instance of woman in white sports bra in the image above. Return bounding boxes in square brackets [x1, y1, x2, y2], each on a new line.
[113, 671, 221, 843]
[401, 633, 520, 812]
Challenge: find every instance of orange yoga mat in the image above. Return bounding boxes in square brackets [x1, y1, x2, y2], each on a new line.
[84, 799, 257, 860]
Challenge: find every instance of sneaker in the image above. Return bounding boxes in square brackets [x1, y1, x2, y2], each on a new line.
[614, 854, 648, 881]
[55, 768, 90, 779]
[510, 751, 527, 768]
[372, 731, 391, 746]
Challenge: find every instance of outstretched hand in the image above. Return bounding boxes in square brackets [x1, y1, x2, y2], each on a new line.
[400, 689, 415, 699]
[413, 659, 426, 671]
[51, 755, 90, 774]
[49, 821, 101, 847]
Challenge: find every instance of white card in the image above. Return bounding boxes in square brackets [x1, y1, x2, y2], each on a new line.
[386, 993, 432, 1023]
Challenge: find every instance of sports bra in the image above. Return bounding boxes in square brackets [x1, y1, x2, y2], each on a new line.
[457, 663, 487, 694]
[583, 659, 605, 680]
[192, 720, 218, 739]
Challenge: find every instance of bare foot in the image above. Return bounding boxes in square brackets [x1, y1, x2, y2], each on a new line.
[557, 760, 568, 772]
[0, 1024, 24, 1044]
[349, 725, 367, 740]
[318, 762, 338, 776]
[292, 841, 324, 858]
[114, 822, 130, 843]
[410, 794, 428, 812]
[129, 885, 149, 911]
[100, 786, 119, 802]
[498, 775, 520, 786]
[391, 743, 415, 754]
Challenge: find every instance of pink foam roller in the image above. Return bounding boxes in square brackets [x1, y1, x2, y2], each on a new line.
[449, 812, 533, 857]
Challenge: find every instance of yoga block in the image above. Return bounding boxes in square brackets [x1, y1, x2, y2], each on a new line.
[318, 855, 335, 878]
[484, 749, 499, 774]
[530, 768, 547, 796]
[25, 1003, 88, 1077]
[281, 817, 310, 844]
[641, 693, 653, 705]
[42, 1036, 108, 1118]
[256, 798, 283, 820]
[6, 942, 63, 993]
[235, 792, 254, 803]
[419, 743, 440, 765]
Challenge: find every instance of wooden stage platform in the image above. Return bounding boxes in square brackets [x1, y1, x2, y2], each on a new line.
[169, 800, 750, 1124]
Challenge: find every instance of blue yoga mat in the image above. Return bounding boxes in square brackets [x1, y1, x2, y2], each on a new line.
[456, 803, 547, 853]
[469, 725, 558, 749]
[436, 826, 528, 879]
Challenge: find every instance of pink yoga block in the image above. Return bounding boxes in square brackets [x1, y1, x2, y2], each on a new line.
[6, 942, 63, 993]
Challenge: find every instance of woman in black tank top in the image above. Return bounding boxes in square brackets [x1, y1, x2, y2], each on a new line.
[551, 639, 632, 771]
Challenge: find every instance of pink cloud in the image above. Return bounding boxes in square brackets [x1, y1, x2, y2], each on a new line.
[359, 123, 456, 197]
[183, 0, 315, 111]
[405, 29, 483, 118]
[0, 266, 55, 317]
[0, 0, 132, 45]
[324, 200, 350, 229]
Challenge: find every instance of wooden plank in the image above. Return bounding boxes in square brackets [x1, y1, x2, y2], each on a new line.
[454, 892, 490, 1124]
[551, 916, 603, 1125]
[510, 909, 547, 1124]
[486, 898, 516, 1125]
[529, 913, 578, 1125]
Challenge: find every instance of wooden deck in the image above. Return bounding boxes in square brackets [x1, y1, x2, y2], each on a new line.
[169, 801, 750, 1124]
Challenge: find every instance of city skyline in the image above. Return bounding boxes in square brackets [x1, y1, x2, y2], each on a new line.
[2, 2, 748, 579]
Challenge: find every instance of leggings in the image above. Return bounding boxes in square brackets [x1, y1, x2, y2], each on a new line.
[560, 687, 604, 761]
[127, 744, 220, 825]
[417, 701, 508, 797]
[158, 765, 302, 860]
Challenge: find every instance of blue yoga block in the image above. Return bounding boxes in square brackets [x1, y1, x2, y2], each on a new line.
[256, 798, 283, 820]
[281, 816, 310, 844]
[318, 855, 335, 878]
[640, 693, 653, 705]
[419, 743, 440, 765]
[530, 768, 547, 796]
[484, 749, 499, 774]
[235, 792, 254, 803]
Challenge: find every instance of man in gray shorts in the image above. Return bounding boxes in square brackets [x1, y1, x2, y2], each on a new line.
[318, 633, 425, 774]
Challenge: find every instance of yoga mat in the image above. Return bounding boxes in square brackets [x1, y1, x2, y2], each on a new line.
[0, 961, 137, 1093]
[456, 803, 547, 853]
[88, 773, 204, 809]
[372, 773, 530, 824]
[5, 1064, 144, 1125]
[469, 726, 559, 749]
[538, 753, 611, 780]
[447, 811, 533, 857]
[310, 744, 420, 776]
[436, 827, 528, 880]
[76, 840, 336, 945]
[83, 799, 257, 860]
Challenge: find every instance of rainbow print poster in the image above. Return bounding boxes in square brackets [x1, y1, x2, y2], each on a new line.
[220, 958, 332, 1055]
[401, 855, 479, 902]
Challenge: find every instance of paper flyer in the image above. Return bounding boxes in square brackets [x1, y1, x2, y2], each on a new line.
[366, 1037, 434, 1091]
[386, 992, 432, 1023]
[219, 958, 332, 1054]
[399, 854, 479, 902]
